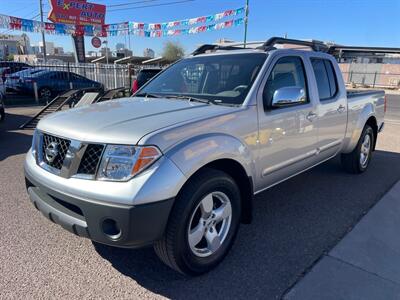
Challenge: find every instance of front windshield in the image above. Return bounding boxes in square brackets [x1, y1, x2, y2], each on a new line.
[138, 53, 267, 105]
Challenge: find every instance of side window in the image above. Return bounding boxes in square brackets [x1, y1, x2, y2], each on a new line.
[263, 56, 308, 110]
[324, 60, 338, 98]
[311, 58, 338, 101]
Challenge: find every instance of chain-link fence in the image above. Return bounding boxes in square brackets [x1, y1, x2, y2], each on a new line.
[342, 71, 400, 88]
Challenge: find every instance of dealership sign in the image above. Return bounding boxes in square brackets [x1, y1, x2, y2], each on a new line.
[48, 0, 106, 26]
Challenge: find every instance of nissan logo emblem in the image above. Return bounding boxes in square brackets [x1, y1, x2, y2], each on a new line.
[45, 142, 59, 163]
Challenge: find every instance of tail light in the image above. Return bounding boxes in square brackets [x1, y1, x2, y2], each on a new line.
[132, 79, 138, 93]
[384, 95, 387, 113]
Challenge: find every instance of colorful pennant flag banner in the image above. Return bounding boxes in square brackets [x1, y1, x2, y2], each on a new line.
[0, 7, 245, 38]
[106, 18, 244, 38]
[126, 7, 245, 31]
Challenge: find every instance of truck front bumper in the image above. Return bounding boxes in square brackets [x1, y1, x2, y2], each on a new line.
[25, 172, 174, 248]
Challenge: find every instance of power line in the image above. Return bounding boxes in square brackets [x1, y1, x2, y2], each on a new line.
[108, 0, 196, 12]
[108, 0, 160, 8]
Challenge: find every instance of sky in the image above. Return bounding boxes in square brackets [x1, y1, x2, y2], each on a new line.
[0, 0, 399, 57]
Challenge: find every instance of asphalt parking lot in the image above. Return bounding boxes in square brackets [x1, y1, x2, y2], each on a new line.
[1, 94, 399, 299]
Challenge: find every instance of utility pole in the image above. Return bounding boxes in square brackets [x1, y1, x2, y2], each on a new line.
[243, 0, 249, 48]
[128, 33, 131, 54]
[39, 0, 47, 63]
[103, 40, 109, 64]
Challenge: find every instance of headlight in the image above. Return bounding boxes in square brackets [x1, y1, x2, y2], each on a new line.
[97, 145, 162, 182]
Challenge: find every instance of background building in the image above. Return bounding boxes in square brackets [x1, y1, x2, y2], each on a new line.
[87, 51, 99, 57]
[143, 48, 155, 58]
[0, 34, 31, 59]
[39, 41, 55, 55]
[54, 47, 64, 55]
[115, 43, 125, 51]
[100, 47, 112, 58]
[115, 48, 133, 58]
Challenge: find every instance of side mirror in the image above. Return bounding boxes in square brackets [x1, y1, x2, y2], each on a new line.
[271, 86, 306, 108]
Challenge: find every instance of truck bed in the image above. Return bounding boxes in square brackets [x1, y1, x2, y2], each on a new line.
[346, 89, 385, 98]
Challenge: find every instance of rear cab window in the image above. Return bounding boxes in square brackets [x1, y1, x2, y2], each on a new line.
[310, 58, 338, 101]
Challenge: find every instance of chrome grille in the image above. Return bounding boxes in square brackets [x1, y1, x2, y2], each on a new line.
[77, 144, 104, 175]
[41, 134, 71, 170]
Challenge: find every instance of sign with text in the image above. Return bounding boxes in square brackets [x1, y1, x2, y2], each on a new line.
[48, 0, 106, 26]
[72, 35, 86, 63]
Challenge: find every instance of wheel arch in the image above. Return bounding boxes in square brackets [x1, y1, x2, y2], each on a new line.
[342, 103, 377, 153]
[200, 159, 253, 224]
[165, 133, 256, 223]
[176, 158, 254, 224]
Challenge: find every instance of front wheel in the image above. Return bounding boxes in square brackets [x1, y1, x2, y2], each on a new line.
[154, 168, 241, 275]
[38, 87, 53, 102]
[341, 125, 374, 173]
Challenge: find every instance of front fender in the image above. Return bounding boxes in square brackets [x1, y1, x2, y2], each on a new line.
[165, 133, 255, 181]
[342, 102, 375, 153]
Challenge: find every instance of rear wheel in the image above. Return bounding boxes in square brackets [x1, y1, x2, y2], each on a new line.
[154, 168, 241, 275]
[341, 125, 374, 173]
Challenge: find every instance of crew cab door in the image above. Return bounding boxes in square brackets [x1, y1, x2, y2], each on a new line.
[255, 55, 319, 191]
[309, 57, 347, 159]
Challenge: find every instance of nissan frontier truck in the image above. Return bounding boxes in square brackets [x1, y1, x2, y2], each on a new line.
[24, 38, 385, 275]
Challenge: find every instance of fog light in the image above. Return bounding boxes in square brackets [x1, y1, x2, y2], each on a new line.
[102, 219, 121, 240]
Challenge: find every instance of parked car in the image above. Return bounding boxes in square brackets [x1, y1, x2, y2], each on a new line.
[0, 61, 31, 83]
[132, 68, 162, 93]
[0, 78, 5, 122]
[24, 38, 385, 275]
[5, 69, 48, 93]
[13, 70, 103, 100]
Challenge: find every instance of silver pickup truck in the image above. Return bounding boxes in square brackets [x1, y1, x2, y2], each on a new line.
[24, 38, 385, 275]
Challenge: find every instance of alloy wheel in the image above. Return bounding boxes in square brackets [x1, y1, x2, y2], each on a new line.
[187, 191, 232, 257]
[360, 133, 371, 168]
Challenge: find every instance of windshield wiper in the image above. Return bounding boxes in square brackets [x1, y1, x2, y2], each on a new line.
[165, 95, 215, 105]
[135, 92, 161, 98]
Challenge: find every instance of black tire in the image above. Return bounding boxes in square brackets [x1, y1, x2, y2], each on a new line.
[341, 125, 374, 174]
[39, 87, 53, 101]
[154, 168, 241, 275]
[0, 96, 4, 122]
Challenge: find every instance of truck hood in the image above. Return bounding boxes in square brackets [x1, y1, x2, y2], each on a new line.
[37, 97, 234, 145]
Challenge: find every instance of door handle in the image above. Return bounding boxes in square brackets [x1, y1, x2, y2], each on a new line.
[337, 104, 346, 113]
[306, 112, 317, 122]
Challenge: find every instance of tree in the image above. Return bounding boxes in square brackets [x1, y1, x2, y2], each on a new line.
[161, 41, 185, 62]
